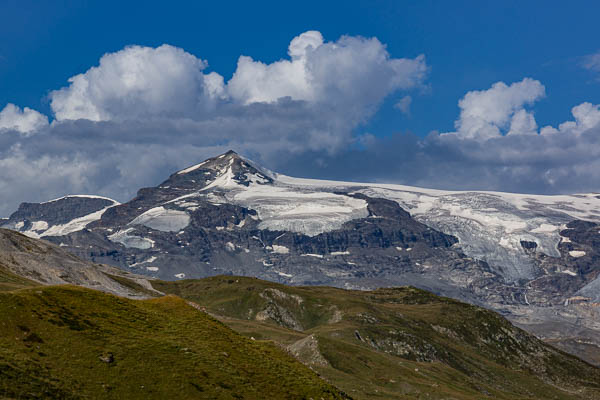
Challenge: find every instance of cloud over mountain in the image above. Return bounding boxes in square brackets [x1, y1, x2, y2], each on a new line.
[284, 87, 600, 196]
[1, 32, 600, 216]
[0, 31, 428, 215]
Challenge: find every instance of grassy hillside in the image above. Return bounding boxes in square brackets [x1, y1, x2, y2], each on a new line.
[0, 285, 349, 399]
[153, 276, 600, 400]
[0, 263, 39, 292]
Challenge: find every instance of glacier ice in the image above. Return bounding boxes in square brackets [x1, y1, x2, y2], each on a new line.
[128, 206, 190, 232]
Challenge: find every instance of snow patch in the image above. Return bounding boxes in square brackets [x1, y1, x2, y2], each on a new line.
[108, 228, 154, 249]
[202, 165, 238, 191]
[30, 221, 49, 231]
[175, 201, 199, 208]
[177, 160, 207, 174]
[174, 273, 186, 279]
[301, 253, 323, 258]
[330, 251, 350, 255]
[146, 266, 159, 272]
[569, 250, 586, 258]
[225, 242, 236, 251]
[499, 237, 519, 250]
[35, 205, 115, 238]
[129, 207, 190, 232]
[130, 256, 158, 267]
[531, 223, 558, 233]
[41, 194, 119, 204]
[561, 269, 578, 276]
[271, 245, 289, 254]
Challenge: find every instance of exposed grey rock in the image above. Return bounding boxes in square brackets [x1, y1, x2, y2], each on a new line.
[0, 228, 158, 298]
[287, 334, 329, 367]
[1, 195, 118, 238]
[6, 196, 115, 227]
[3, 150, 600, 365]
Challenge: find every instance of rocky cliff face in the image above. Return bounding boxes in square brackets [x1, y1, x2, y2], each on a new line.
[0, 228, 157, 298]
[2, 195, 118, 239]
[2, 150, 600, 364]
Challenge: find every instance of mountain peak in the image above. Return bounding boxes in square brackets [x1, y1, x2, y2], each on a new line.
[171, 151, 274, 189]
[176, 150, 240, 175]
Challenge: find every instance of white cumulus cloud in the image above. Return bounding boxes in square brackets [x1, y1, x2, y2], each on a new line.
[540, 102, 600, 136]
[449, 78, 545, 139]
[47, 32, 427, 127]
[227, 31, 427, 121]
[507, 109, 537, 136]
[9, 36, 600, 218]
[0, 104, 49, 134]
[0, 31, 430, 215]
[50, 44, 225, 121]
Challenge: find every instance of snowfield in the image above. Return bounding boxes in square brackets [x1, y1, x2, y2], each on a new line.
[108, 228, 155, 249]
[5, 196, 119, 239]
[232, 186, 369, 236]
[164, 156, 600, 282]
[8, 153, 600, 286]
[172, 161, 370, 236]
[272, 173, 600, 281]
[128, 206, 190, 232]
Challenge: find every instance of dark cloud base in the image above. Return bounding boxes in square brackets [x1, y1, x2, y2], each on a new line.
[2, 116, 599, 217]
[1, 36, 599, 215]
[276, 130, 600, 196]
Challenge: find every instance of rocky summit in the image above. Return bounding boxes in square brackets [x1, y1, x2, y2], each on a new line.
[3, 150, 600, 365]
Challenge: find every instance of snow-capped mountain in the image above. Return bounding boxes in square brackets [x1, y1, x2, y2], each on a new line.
[4, 195, 119, 239]
[3, 150, 600, 364]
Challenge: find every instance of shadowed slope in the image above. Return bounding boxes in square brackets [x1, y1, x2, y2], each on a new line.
[0, 228, 157, 298]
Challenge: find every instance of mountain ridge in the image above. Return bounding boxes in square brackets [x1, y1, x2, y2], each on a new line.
[0, 228, 157, 298]
[1, 194, 600, 398]
[2, 150, 600, 365]
[153, 275, 600, 400]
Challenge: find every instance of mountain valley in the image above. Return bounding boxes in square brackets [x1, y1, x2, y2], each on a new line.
[1, 232, 599, 399]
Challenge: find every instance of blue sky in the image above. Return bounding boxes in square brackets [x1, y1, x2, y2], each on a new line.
[1, 1, 600, 214]
[3, 0, 599, 136]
